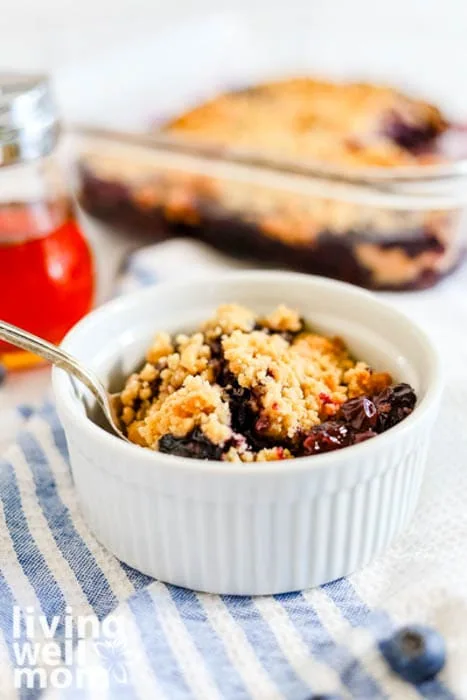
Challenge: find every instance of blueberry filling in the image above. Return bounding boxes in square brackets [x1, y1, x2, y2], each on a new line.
[148, 376, 161, 397]
[384, 114, 440, 152]
[379, 233, 445, 259]
[300, 422, 356, 455]
[218, 368, 275, 451]
[214, 355, 255, 434]
[156, 382, 416, 460]
[373, 383, 417, 432]
[158, 428, 224, 460]
[338, 395, 378, 431]
[80, 167, 459, 292]
[207, 337, 223, 360]
[299, 383, 416, 456]
[131, 397, 142, 414]
[222, 373, 256, 434]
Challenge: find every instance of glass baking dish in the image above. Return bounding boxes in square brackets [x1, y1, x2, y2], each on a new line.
[68, 10, 467, 290]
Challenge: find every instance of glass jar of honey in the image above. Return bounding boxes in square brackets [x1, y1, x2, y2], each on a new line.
[0, 74, 94, 369]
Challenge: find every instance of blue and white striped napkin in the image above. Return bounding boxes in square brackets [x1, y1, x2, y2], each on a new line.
[1, 238, 467, 700]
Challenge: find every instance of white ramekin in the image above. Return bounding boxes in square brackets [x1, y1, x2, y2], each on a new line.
[53, 272, 442, 595]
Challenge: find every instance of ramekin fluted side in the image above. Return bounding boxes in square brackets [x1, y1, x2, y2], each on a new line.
[62, 413, 433, 595]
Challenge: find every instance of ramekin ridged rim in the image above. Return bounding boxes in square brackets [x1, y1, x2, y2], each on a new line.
[52, 271, 443, 477]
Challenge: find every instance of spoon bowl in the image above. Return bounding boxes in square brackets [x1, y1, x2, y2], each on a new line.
[0, 320, 128, 442]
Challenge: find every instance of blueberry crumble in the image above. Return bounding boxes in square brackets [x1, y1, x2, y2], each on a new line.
[119, 304, 417, 461]
[79, 77, 463, 291]
[165, 78, 446, 168]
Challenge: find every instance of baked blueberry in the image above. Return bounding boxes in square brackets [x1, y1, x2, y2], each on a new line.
[301, 422, 355, 455]
[158, 429, 224, 460]
[338, 395, 378, 431]
[383, 115, 439, 152]
[374, 383, 417, 432]
[379, 625, 446, 683]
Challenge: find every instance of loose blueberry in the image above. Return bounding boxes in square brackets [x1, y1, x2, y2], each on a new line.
[379, 624, 446, 683]
[0, 365, 6, 387]
[307, 694, 343, 700]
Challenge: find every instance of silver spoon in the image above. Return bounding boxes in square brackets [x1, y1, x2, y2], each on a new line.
[0, 320, 128, 442]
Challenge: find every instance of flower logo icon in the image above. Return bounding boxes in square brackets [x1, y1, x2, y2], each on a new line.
[94, 637, 131, 685]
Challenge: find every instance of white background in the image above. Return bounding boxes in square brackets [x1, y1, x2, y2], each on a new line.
[2, 0, 467, 125]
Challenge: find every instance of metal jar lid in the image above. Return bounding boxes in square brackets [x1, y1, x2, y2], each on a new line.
[0, 73, 60, 166]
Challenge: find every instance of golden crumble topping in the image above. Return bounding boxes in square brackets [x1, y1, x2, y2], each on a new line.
[146, 332, 174, 364]
[140, 375, 231, 448]
[202, 303, 255, 337]
[166, 77, 446, 169]
[117, 303, 411, 463]
[259, 304, 303, 332]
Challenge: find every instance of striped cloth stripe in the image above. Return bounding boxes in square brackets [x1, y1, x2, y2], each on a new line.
[0, 239, 461, 699]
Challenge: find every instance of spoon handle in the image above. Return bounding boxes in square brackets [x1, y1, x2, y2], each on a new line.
[0, 320, 105, 405]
